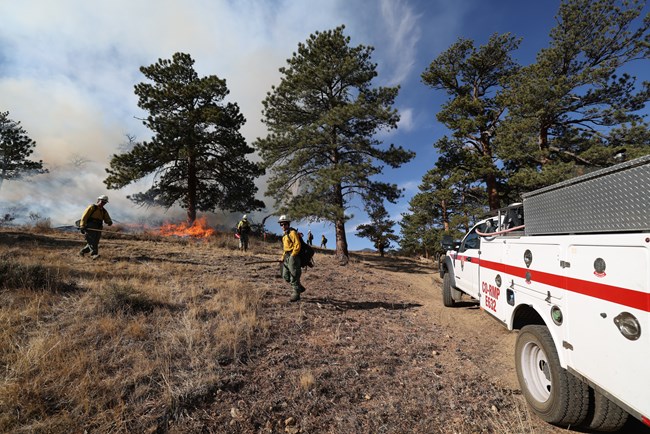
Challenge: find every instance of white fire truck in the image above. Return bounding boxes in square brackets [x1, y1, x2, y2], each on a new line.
[439, 155, 650, 431]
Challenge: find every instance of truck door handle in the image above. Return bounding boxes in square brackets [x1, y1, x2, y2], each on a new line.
[466, 258, 472, 262]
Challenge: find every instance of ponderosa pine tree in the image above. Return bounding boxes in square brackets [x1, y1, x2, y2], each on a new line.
[398, 188, 444, 259]
[104, 53, 264, 223]
[398, 152, 486, 258]
[355, 194, 398, 257]
[421, 33, 521, 210]
[255, 26, 414, 263]
[496, 0, 650, 194]
[0, 111, 47, 192]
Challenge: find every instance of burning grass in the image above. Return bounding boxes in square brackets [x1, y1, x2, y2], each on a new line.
[0, 227, 268, 433]
[158, 216, 216, 239]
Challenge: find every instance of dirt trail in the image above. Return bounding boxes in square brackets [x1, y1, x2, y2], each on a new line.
[349, 254, 648, 434]
[392, 262, 520, 391]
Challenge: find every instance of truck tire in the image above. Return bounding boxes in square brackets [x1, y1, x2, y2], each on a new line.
[515, 325, 589, 427]
[442, 272, 456, 307]
[582, 388, 628, 432]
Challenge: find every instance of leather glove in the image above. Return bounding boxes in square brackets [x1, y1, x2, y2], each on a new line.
[107, 222, 113, 226]
[80, 228, 86, 234]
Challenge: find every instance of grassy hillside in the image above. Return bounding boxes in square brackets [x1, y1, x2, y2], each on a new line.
[1, 226, 271, 432]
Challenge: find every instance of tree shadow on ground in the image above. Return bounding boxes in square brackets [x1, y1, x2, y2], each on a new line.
[305, 296, 422, 311]
[452, 301, 480, 309]
[109, 255, 211, 267]
[351, 253, 434, 275]
[0, 230, 82, 250]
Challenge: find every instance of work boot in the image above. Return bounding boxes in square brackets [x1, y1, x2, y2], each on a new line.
[289, 290, 300, 302]
[91, 254, 100, 260]
[298, 285, 306, 293]
[79, 249, 86, 257]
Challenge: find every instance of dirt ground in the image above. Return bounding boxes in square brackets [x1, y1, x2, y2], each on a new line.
[158, 244, 648, 434]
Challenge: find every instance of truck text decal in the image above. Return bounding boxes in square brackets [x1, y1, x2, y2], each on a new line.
[481, 281, 500, 312]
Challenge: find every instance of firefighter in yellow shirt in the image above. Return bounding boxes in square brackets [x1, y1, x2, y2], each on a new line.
[79, 195, 113, 259]
[278, 215, 306, 302]
[236, 215, 251, 251]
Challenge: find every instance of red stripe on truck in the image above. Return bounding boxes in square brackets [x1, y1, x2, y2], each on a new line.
[477, 258, 650, 312]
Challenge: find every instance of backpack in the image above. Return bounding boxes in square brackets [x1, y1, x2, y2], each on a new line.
[75, 204, 98, 228]
[237, 220, 251, 235]
[290, 228, 314, 268]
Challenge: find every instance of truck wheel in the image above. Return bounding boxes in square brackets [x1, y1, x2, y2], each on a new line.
[515, 325, 589, 427]
[582, 388, 628, 432]
[442, 273, 456, 307]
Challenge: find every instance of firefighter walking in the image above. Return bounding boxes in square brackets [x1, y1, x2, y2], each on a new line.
[79, 195, 113, 259]
[278, 215, 306, 302]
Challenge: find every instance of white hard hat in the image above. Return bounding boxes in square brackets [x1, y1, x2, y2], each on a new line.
[97, 195, 109, 203]
[242, 214, 247, 220]
[278, 214, 290, 223]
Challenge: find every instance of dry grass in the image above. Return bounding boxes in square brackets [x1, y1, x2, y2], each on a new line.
[0, 226, 579, 434]
[0, 227, 268, 433]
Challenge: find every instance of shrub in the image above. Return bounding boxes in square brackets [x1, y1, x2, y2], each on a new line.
[0, 254, 67, 291]
[97, 283, 160, 314]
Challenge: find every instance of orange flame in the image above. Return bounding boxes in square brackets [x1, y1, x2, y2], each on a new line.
[159, 216, 216, 239]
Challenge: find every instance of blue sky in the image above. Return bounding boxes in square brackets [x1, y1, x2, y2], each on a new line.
[1, 0, 647, 250]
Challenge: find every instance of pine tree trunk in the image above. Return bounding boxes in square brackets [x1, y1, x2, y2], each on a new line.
[486, 172, 500, 210]
[538, 126, 549, 165]
[481, 138, 500, 210]
[333, 182, 349, 264]
[187, 154, 197, 224]
[441, 199, 449, 232]
[335, 218, 349, 264]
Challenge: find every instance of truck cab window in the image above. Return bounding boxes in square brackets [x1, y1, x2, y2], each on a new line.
[460, 229, 480, 252]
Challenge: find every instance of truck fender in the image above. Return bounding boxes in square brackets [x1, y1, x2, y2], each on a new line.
[510, 303, 569, 368]
[439, 254, 456, 282]
[440, 255, 464, 305]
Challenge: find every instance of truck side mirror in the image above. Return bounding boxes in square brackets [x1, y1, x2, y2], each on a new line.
[442, 235, 459, 251]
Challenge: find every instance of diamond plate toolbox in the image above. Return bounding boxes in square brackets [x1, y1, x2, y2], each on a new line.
[522, 155, 650, 235]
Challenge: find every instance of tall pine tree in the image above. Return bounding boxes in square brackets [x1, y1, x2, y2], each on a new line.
[105, 53, 264, 223]
[497, 0, 650, 194]
[255, 26, 414, 263]
[421, 33, 521, 210]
